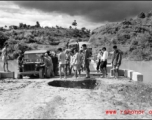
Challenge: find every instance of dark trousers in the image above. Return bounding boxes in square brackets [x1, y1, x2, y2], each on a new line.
[96, 59, 101, 71]
[53, 64, 58, 76]
[84, 61, 90, 77]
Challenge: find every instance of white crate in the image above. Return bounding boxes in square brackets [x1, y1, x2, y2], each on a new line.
[124, 70, 134, 80]
[132, 72, 143, 82]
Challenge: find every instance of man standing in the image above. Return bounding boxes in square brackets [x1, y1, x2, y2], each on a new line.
[52, 51, 58, 76]
[58, 48, 67, 79]
[96, 49, 101, 73]
[82, 44, 91, 78]
[111, 45, 122, 79]
[100, 47, 108, 78]
[79, 50, 84, 72]
[40, 54, 52, 78]
[17, 52, 24, 72]
[73, 49, 81, 78]
[45, 52, 54, 77]
[1, 44, 9, 72]
[65, 50, 71, 75]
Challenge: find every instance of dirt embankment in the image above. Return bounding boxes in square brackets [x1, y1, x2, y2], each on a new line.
[0, 77, 152, 119]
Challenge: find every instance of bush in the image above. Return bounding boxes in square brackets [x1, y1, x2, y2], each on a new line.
[138, 12, 146, 18]
[0, 32, 8, 48]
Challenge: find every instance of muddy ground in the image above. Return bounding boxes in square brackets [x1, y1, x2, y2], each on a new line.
[0, 76, 152, 119]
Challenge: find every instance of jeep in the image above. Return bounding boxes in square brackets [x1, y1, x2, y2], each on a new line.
[17, 49, 49, 79]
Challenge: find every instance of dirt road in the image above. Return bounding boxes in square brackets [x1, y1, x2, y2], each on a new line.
[0, 76, 152, 119]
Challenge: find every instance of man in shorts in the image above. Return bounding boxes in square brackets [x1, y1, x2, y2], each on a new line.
[73, 49, 81, 78]
[111, 45, 122, 79]
[1, 44, 9, 72]
[65, 49, 71, 75]
[58, 48, 67, 79]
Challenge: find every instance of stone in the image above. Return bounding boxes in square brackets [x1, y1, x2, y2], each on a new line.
[0, 71, 15, 79]
[132, 72, 143, 82]
[107, 64, 113, 73]
[124, 69, 134, 80]
[110, 69, 125, 77]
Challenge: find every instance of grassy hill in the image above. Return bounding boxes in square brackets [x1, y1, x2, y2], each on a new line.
[0, 26, 90, 59]
[89, 11, 152, 61]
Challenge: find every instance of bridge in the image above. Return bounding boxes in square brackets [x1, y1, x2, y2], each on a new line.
[0, 59, 143, 82]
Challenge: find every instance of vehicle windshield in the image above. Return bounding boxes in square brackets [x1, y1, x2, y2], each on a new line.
[24, 53, 43, 62]
[69, 44, 78, 49]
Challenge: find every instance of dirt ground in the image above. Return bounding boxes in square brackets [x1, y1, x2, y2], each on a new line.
[0, 75, 152, 119]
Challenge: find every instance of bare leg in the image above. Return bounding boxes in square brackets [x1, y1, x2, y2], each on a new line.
[3, 62, 6, 72]
[113, 68, 116, 79]
[64, 65, 67, 79]
[116, 68, 119, 79]
[59, 66, 62, 79]
[6, 62, 9, 72]
[75, 70, 78, 78]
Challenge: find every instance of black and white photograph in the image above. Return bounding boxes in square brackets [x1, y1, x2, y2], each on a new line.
[0, 0, 152, 119]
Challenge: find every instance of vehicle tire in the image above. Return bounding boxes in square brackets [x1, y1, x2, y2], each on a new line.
[39, 68, 44, 78]
[17, 74, 23, 79]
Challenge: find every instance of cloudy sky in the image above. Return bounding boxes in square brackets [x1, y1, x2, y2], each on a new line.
[0, 1, 152, 30]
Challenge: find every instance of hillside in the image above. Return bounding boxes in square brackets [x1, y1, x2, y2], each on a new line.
[0, 25, 90, 59]
[89, 11, 152, 61]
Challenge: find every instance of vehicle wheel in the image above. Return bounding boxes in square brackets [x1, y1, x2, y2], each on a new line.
[39, 69, 44, 78]
[17, 74, 23, 79]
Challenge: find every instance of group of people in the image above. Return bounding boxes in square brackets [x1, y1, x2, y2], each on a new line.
[17, 44, 91, 79]
[96, 47, 109, 78]
[96, 45, 122, 79]
[2, 43, 122, 79]
[57, 44, 91, 79]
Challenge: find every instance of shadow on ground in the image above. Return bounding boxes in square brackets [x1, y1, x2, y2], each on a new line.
[48, 78, 98, 89]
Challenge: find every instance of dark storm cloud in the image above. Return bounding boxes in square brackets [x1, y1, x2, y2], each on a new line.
[14, 1, 152, 23]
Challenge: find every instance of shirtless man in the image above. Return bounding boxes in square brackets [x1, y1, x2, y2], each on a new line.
[1, 44, 9, 72]
[58, 48, 67, 79]
[73, 49, 82, 78]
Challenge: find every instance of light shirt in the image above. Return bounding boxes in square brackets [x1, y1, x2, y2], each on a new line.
[70, 55, 74, 66]
[58, 52, 66, 65]
[101, 51, 108, 61]
[73, 52, 81, 64]
[1, 47, 6, 57]
[97, 53, 101, 62]
[44, 57, 52, 67]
